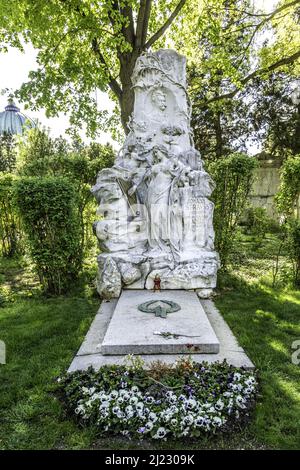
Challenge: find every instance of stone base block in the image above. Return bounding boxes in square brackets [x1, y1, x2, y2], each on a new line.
[68, 293, 254, 372]
[96, 252, 219, 299]
[100, 290, 220, 355]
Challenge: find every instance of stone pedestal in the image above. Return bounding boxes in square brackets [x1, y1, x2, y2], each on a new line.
[91, 49, 219, 299]
[100, 290, 220, 355]
[68, 295, 254, 372]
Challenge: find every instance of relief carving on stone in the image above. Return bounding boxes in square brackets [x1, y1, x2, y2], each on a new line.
[92, 49, 219, 299]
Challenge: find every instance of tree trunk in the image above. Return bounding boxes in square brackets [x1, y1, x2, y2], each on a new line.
[105, 1, 188, 133]
[215, 110, 223, 158]
[119, 84, 135, 134]
[118, 52, 140, 134]
[293, 103, 300, 154]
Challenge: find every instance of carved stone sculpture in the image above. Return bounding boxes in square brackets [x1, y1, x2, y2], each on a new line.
[92, 49, 219, 298]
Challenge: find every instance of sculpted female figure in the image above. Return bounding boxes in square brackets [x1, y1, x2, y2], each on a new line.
[146, 146, 184, 258]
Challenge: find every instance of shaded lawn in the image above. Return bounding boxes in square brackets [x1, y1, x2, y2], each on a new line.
[0, 259, 299, 449]
[0, 294, 100, 450]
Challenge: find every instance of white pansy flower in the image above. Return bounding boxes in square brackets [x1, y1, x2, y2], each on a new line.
[235, 395, 246, 409]
[137, 411, 145, 420]
[100, 410, 109, 419]
[99, 401, 110, 411]
[169, 405, 178, 413]
[183, 414, 194, 426]
[130, 396, 138, 405]
[168, 395, 177, 404]
[233, 372, 242, 381]
[112, 406, 121, 415]
[117, 410, 125, 419]
[230, 383, 243, 392]
[195, 416, 205, 427]
[154, 427, 168, 439]
[148, 412, 158, 422]
[245, 376, 256, 386]
[145, 396, 154, 404]
[215, 399, 224, 411]
[122, 392, 130, 401]
[186, 398, 197, 410]
[99, 394, 109, 403]
[145, 421, 154, 431]
[212, 416, 223, 427]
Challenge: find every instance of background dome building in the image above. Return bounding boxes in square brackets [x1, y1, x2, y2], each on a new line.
[0, 98, 36, 136]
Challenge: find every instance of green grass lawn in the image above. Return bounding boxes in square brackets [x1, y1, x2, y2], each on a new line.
[215, 275, 300, 449]
[0, 253, 299, 450]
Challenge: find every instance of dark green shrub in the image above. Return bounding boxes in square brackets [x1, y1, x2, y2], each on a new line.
[275, 155, 300, 217]
[0, 133, 16, 173]
[275, 155, 300, 288]
[0, 174, 22, 257]
[18, 129, 115, 256]
[209, 153, 257, 269]
[18, 127, 56, 177]
[286, 219, 300, 288]
[241, 207, 279, 241]
[14, 177, 83, 294]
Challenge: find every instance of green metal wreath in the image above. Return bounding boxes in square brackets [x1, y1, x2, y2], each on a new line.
[138, 299, 181, 318]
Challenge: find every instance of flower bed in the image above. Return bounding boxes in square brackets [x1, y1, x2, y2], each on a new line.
[58, 358, 257, 440]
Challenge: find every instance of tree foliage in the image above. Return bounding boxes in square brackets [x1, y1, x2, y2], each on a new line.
[0, 173, 22, 257]
[286, 218, 300, 287]
[187, 0, 300, 160]
[188, 0, 300, 109]
[0, 133, 17, 173]
[250, 73, 300, 159]
[276, 154, 300, 215]
[275, 154, 300, 287]
[18, 128, 115, 254]
[0, 0, 189, 135]
[0, 0, 300, 137]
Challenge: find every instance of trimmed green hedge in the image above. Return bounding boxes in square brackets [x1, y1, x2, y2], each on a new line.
[0, 173, 22, 257]
[209, 153, 257, 268]
[14, 177, 83, 294]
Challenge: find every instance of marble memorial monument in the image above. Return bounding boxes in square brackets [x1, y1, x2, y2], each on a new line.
[92, 49, 219, 299]
[67, 58, 256, 369]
